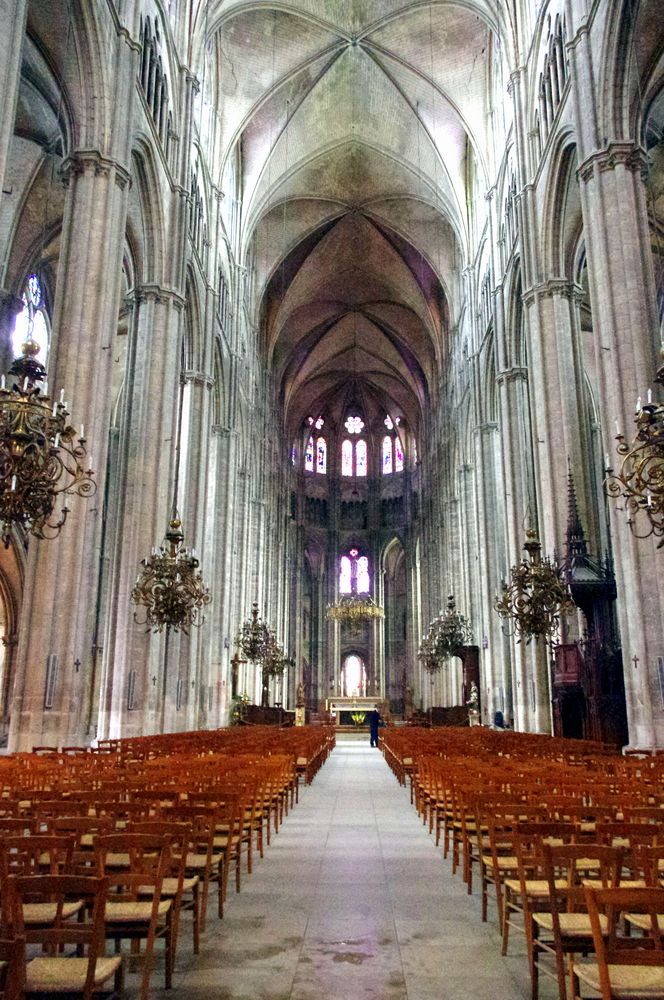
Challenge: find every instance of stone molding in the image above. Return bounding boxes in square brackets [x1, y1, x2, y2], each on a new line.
[496, 366, 529, 385]
[60, 150, 131, 190]
[577, 142, 648, 183]
[522, 277, 582, 306]
[211, 424, 235, 437]
[181, 370, 214, 389]
[132, 284, 186, 310]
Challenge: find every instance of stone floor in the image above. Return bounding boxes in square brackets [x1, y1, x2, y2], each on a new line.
[135, 738, 558, 1000]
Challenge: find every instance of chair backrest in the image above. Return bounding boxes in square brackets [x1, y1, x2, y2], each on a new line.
[7, 873, 108, 972]
[542, 842, 625, 916]
[584, 886, 664, 1000]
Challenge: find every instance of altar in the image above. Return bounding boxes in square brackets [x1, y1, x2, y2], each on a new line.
[326, 696, 381, 726]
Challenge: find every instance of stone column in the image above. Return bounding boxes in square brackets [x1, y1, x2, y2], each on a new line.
[97, 287, 183, 741]
[0, 0, 27, 198]
[8, 149, 132, 752]
[578, 143, 664, 747]
[208, 424, 238, 726]
[175, 369, 214, 730]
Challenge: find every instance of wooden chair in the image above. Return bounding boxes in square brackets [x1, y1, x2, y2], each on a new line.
[502, 821, 578, 957]
[7, 873, 123, 1000]
[95, 832, 173, 1000]
[530, 843, 625, 1000]
[0, 935, 25, 1000]
[574, 886, 664, 999]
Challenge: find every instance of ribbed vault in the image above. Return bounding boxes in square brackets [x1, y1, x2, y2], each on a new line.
[204, 0, 510, 441]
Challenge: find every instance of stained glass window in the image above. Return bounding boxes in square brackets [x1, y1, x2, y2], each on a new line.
[314, 416, 324, 430]
[12, 273, 49, 365]
[395, 438, 404, 472]
[316, 436, 326, 474]
[291, 445, 296, 466]
[304, 436, 314, 471]
[412, 440, 417, 465]
[339, 556, 351, 594]
[357, 556, 370, 593]
[382, 436, 393, 474]
[341, 439, 353, 476]
[355, 439, 367, 476]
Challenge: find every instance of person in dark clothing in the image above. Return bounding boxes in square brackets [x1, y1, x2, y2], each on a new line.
[369, 707, 381, 747]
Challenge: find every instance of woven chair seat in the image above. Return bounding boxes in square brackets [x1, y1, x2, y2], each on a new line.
[26, 955, 122, 992]
[296, 757, 308, 766]
[584, 878, 647, 889]
[534, 911, 608, 935]
[481, 854, 518, 869]
[212, 833, 241, 849]
[105, 899, 171, 922]
[138, 875, 198, 896]
[185, 852, 223, 870]
[503, 877, 567, 896]
[574, 959, 664, 998]
[22, 900, 83, 924]
[625, 910, 664, 932]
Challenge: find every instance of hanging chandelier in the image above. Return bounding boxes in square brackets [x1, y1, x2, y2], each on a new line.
[417, 594, 473, 673]
[326, 594, 385, 626]
[236, 603, 275, 663]
[0, 336, 95, 547]
[495, 530, 574, 644]
[131, 515, 210, 633]
[605, 348, 664, 546]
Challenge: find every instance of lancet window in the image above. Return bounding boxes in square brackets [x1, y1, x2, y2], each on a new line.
[12, 273, 50, 365]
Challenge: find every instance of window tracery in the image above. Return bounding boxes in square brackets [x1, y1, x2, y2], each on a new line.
[12, 274, 50, 365]
[139, 17, 171, 154]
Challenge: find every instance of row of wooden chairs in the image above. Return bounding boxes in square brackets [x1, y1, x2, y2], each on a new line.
[382, 727, 664, 1000]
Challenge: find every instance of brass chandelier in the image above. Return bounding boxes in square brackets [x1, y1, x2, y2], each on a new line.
[495, 530, 574, 644]
[605, 348, 664, 546]
[131, 515, 210, 634]
[236, 604, 292, 707]
[418, 594, 472, 673]
[0, 335, 95, 547]
[326, 594, 385, 626]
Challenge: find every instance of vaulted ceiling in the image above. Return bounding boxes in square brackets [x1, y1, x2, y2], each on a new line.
[205, 1, 510, 441]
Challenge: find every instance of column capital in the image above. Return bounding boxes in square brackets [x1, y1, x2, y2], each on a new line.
[522, 277, 577, 305]
[181, 370, 214, 389]
[577, 142, 648, 183]
[496, 366, 529, 385]
[132, 284, 186, 310]
[60, 150, 131, 190]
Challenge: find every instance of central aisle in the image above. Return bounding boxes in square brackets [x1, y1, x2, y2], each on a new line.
[161, 739, 550, 1000]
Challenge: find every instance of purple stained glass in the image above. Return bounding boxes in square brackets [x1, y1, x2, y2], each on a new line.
[356, 439, 367, 476]
[341, 439, 353, 476]
[395, 439, 404, 472]
[316, 436, 327, 474]
[339, 556, 351, 594]
[304, 436, 314, 471]
[382, 436, 393, 474]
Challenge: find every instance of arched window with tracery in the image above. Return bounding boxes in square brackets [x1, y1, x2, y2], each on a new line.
[12, 273, 50, 365]
[341, 413, 367, 476]
[339, 547, 371, 595]
[382, 415, 404, 475]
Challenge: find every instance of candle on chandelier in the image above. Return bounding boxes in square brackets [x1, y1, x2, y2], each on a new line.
[10, 475, 16, 492]
[80, 424, 84, 440]
[605, 453, 610, 470]
[636, 396, 642, 412]
[647, 389, 652, 405]
[0, 376, 4, 390]
[615, 419, 621, 436]
[60, 389, 65, 403]
[54, 433, 60, 448]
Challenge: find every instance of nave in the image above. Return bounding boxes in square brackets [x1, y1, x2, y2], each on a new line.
[150, 738, 541, 1000]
